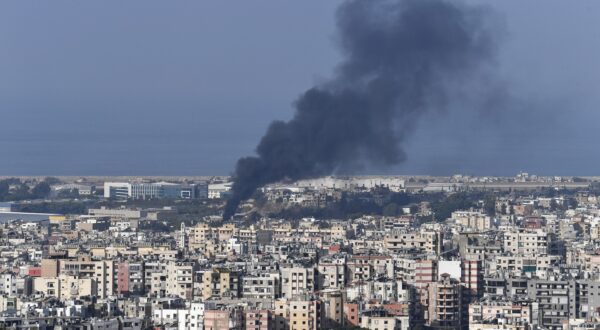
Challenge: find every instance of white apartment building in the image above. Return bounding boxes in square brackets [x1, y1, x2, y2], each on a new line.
[152, 302, 205, 330]
[281, 266, 316, 299]
[384, 230, 442, 254]
[452, 210, 494, 231]
[317, 263, 346, 290]
[503, 230, 550, 256]
[242, 272, 281, 299]
[208, 182, 232, 199]
[491, 255, 561, 276]
[166, 262, 194, 300]
[0, 274, 17, 296]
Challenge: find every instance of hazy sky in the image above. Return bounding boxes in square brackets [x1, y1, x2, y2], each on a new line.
[1, 1, 599, 176]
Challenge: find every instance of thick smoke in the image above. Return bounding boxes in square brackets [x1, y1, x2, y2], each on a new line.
[224, 0, 499, 219]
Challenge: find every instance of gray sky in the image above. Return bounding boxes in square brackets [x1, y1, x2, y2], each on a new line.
[1, 1, 599, 176]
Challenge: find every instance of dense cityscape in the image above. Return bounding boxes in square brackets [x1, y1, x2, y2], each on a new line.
[0, 174, 599, 329]
[3, 0, 600, 329]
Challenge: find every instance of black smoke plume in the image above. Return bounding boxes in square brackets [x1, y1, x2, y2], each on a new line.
[224, 0, 500, 219]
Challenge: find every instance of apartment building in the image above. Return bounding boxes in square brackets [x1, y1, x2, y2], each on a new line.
[462, 259, 484, 298]
[59, 257, 115, 299]
[384, 230, 442, 254]
[320, 289, 344, 328]
[166, 261, 195, 300]
[246, 309, 272, 330]
[503, 230, 550, 256]
[242, 272, 281, 299]
[202, 268, 241, 299]
[288, 299, 322, 330]
[316, 262, 346, 290]
[527, 278, 570, 330]
[117, 261, 145, 296]
[468, 297, 532, 330]
[426, 273, 464, 329]
[281, 266, 316, 299]
[360, 309, 408, 330]
[33, 274, 95, 300]
[492, 255, 561, 276]
[204, 308, 244, 330]
[452, 211, 494, 231]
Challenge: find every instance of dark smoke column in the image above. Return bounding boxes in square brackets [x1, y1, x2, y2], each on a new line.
[224, 0, 499, 219]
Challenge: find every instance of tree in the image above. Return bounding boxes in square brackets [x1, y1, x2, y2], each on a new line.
[431, 192, 475, 222]
[0, 181, 9, 201]
[500, 203, 507, 215]
[382, 203, 400, 217]
[32, 182, 51, 199]
[389, 192, 410, 206]
[43, 177, 61, 185]
[57, 189, 79, 199]
[409, 204, 419, 215]
[12, 184, 31, 200]
[483, 194, 496, 215]
[2, 178, 21, 185]
[566, 197, 578, 210]
[318, 221, 331, 229]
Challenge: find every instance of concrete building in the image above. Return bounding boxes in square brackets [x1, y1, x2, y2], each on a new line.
[452, 211, 494, 231]
[204, 308, 243, 330]
[527, 278, 570, 330]
[202, 268, 241, 299]
[242, 272, 281, 299]
[320, 290, 344, 328]
[165, 262, 195, 300]
[281, 266, 316, 299]
[245, 309, 272, 330]
[88, 207, 147, 219]
[289, 299, 321, 330]
[208, 182, 233, 199]
[33, 274, 95, 300]
[492, 255, 561, 276]
[469, 297, 532, 330]
[360, 309, 408, 330]
[104, 181, 198, 199]
[59, 257, 115, 298]
[503, 230, 550, 256]
[426, 273, 464, 329]
[317, 262, 346, 290]
[104, 182, 131, 199]
[384, 230, 442, 254]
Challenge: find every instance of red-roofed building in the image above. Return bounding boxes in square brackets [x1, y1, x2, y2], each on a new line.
[28, 267, 41, 277]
